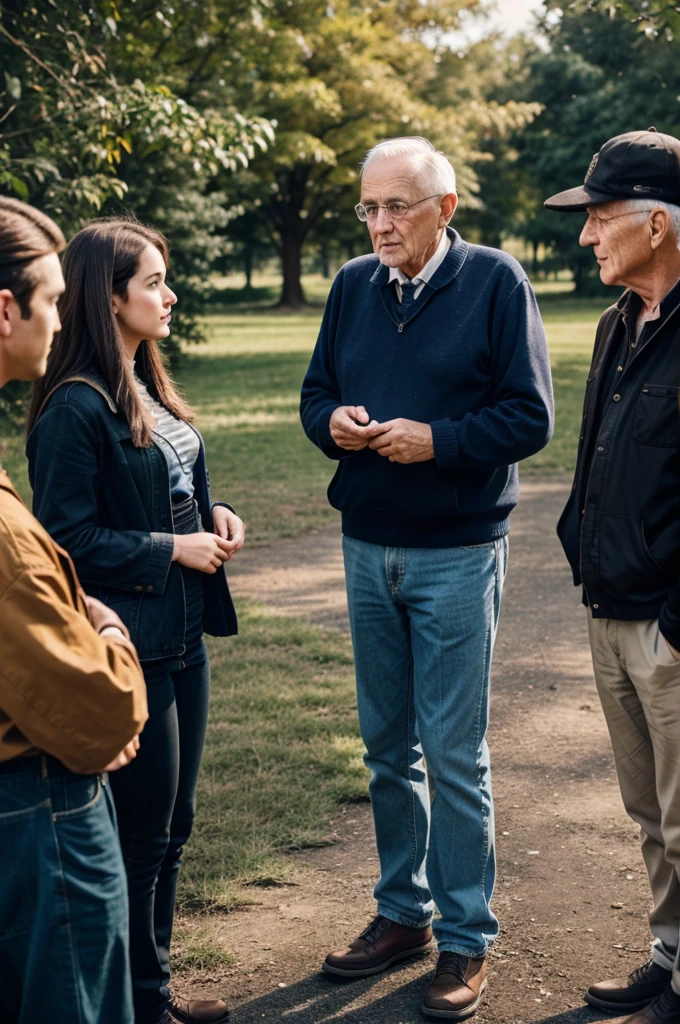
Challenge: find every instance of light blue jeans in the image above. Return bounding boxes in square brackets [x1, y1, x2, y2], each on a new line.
[343, 535, 508, 957]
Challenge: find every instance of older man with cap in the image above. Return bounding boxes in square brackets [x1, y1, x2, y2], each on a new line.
[300, 136, 554, 1020]
[546, 128, 680, 1024]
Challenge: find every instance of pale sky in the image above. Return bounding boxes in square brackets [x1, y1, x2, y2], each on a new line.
[455, 0, 547, 43]
[492, 0, 546, 35]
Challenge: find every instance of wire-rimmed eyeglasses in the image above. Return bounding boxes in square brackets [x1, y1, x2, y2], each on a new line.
[355, 194, 443, 222]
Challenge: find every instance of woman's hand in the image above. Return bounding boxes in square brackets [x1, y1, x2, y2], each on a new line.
[212, 505, 245, 561]
[172, 532, 232, 573]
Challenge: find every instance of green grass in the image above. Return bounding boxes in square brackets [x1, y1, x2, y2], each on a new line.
[0, 288, 604, 535]
[523, 295, 605, 475]
[180, 314, 336, 545]
[1, 287, 606, 538]
[177, 600, 364, 912]
[0, 287, 609, 967]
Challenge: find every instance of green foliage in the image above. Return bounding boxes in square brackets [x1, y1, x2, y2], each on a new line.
[217, 0, 541, 305]
[564, 1, 680, 40]
[497, 2, 680, 290]
[0, 0, 274, 356]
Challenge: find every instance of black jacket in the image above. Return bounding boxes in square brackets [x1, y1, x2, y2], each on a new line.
[26, 374, 237, 662]
[557, 287, 680, 646]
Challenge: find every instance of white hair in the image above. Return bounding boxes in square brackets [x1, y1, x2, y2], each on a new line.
[361, 137, 457, 196]
[621, 198, 680, 249]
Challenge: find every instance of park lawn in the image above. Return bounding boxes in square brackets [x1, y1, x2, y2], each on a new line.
[178, 600, 363, 909]
[0, 292, 604, 537]
[183, 294, 604, 545]
[0, 293, 607, 969]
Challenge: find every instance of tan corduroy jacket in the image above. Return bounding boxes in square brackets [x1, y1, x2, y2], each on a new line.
[0, 469, 148, 773]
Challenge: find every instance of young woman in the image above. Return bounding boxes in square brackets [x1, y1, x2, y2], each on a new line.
[26, 219, 244, 1024]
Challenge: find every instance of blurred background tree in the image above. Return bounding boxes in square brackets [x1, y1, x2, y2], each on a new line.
[0, 0, 274, 356]
[5, 0, 680, 317]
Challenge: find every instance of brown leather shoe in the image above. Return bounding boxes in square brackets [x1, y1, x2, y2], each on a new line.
[422, 952, 487, 1020]
[323, 914, 433, 977]
[586, 958, 672, 1013]
[168, 989, 229, 1023]
[604, 985, 680, 1023]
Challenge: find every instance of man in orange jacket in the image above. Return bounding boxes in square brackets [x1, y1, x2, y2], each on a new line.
[0, 196, 149, 1024]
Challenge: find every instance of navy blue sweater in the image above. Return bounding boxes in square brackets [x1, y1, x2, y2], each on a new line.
[300, 228, 554, 547]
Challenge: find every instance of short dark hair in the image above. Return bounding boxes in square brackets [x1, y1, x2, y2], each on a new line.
[0, 197, 65, 318]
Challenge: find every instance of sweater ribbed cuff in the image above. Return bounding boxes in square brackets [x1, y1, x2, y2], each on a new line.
[430, 418, 460, 469]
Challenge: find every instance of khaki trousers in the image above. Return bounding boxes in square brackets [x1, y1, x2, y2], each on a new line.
[588, 612, 680, 982]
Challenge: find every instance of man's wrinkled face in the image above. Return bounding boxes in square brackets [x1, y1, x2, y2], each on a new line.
[360, 154, 454, 277]
[579, 201, 653, 286]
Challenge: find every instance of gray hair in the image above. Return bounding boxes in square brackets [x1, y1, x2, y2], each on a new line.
[621, 198, 680, 249]
[361, 137, 457, 196]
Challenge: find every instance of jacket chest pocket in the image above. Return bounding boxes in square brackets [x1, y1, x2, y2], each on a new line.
[633, 384, 680, 447]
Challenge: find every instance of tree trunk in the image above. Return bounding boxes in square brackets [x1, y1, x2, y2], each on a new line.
[277, 232, 307, 308]
[243, 245, 254, 290]
[572, 259, 585, 293]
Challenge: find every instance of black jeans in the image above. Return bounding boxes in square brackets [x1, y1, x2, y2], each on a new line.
[109, 641, 209, 1023]
[109, 496, 210, 1023]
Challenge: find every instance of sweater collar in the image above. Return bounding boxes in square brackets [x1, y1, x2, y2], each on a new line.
[369, 227, 468, 290]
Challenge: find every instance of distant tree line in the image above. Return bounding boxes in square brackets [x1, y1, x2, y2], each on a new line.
[2, 0, 680, 320]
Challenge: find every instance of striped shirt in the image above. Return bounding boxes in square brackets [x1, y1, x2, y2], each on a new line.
[133, 373, 199, 499]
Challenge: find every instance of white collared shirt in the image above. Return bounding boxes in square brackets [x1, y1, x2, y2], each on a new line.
[388, 230, 451, 300]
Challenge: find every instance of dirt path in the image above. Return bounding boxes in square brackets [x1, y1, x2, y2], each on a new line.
[182, 479, 652, 1024]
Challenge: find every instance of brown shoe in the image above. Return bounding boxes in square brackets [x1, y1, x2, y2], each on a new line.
[586, 958, 672, 1013]
[422, 952, 487, 1020]
[168, 989, 229, 1023]
[604, 985, 680, 1023]
[323, 914, 433, 977]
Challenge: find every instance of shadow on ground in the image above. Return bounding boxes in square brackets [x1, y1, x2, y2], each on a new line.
[228, 966, 612, 1024]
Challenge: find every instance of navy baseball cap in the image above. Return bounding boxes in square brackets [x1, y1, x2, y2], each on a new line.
[544, 127, 680, 212]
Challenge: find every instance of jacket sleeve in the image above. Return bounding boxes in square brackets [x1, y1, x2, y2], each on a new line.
[0, 564, 148, 774]
[429, 279, 555, 470]
[300, 272, 352, 461]
[28, 400, 175, 594]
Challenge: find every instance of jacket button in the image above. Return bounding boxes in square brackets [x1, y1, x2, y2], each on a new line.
[597, 446, 604, 452]
[147, 585, 154, 592]
[134, 586, 142, 592]
[592, 603, 599, 609]
[613, 394, 621, 401]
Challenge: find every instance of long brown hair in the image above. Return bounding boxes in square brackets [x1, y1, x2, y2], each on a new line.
[27, 217, 193, 446]
[0, 197, 65, 317]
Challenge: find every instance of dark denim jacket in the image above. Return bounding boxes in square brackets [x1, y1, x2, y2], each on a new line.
[26, 375, 237, 662]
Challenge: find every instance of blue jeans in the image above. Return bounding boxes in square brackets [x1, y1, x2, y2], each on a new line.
[343, 535, 508, 956]
[0, 756, 132, 1024]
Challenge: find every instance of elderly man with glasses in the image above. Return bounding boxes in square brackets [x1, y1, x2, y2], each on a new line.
[300, 136, 553, 1020]
[545, 128, 680, 1024]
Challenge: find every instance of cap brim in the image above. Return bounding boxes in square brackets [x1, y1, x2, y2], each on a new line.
[543, 185, 614, 212]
